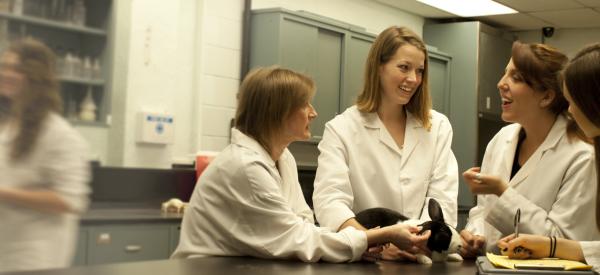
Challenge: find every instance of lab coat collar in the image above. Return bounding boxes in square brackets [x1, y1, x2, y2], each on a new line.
[506, 115, 568, 187]
[359, 110, 423, 159]
[231, 128, 276, 168]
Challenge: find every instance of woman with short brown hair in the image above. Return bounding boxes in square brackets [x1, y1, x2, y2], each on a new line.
[172, 66, 430, 262]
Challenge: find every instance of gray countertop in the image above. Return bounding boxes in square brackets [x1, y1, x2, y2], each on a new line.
[4, 256, 478, 275]
[81, 203, 183, 225]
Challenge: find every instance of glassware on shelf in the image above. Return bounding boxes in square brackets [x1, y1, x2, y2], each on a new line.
[79, 86, 97, 121]
[71, 0, 86, 26]
[0, 0, 10, 12]
[92, 58, 101, 80]
[11, 0, 23, 15]
[82, 56, 92, 79]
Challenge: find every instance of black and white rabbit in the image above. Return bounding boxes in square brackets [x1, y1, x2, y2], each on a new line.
[355, 198, 463, 264]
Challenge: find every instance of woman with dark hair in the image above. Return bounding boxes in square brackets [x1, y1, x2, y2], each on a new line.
[498, 43, 600, 272]
[313, 26, 458, 261]
[460, 41, 600, 259]
[0, 38, 91, 272]
[171, 66, 430, 262]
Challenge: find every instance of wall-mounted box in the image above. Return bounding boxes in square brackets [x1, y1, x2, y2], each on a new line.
[136, 112, 174, 144]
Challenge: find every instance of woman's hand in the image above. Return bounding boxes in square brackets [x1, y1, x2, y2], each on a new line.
[384, 224, 430, 255]
[498, 234, 586, 262]
[459, 229, 486, 258]
[497, 234, 549, 259]
[463, 167, 508, 196]
[380, 243, 419, 261]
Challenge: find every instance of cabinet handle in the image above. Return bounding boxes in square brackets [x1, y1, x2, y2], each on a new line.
[125, 245, 142, 253]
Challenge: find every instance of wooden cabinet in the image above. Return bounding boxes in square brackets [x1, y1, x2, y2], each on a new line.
[250, 8, 375, 140]
[0, 0, 112, 126]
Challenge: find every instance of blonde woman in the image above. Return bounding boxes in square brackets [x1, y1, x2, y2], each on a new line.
[171, 66, 430, 262]
[313, 26, 458, 261]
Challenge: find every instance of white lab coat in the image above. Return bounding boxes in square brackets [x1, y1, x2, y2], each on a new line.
[581, 241, 600, 273]
[171, 128, 367, 263]
[313, 106, 459, 231]
[0, 113, 91, 272]
[465, 115, 600, 252]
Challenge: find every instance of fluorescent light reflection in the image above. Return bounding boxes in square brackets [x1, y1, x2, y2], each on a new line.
[417, 0, 518, 17]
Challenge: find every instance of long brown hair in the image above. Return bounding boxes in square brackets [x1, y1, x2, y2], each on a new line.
[2, 38, 61, 161]
[234, 66, 315, 154]
[356, 26, 432, 130]
[562, 43, 600, 230]
[511, 41, 587, 142]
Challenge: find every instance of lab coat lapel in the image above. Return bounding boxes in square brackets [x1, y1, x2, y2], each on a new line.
[400, 112, 421, 168]
[361, 111, 403, 155]
[499, 126, 521, 183]
[509, 116, 567, 188]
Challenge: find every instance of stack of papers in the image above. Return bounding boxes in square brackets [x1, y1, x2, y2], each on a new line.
[486, 253, 592, 271]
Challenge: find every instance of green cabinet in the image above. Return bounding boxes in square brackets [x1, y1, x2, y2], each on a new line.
[74, 222, 181, 266]
[250, 8, 375, 140]
[427, 48, 452, 117]
[424, 22, 514, 207]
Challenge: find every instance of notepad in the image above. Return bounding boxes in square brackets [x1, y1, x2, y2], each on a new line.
[486, 253, 593, 271]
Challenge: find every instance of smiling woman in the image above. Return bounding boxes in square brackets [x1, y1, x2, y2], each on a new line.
[460, 41, 599, 258]
[312, 26, 459, 262]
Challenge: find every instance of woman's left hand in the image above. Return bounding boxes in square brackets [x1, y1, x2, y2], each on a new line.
[463, 167, 508, 196]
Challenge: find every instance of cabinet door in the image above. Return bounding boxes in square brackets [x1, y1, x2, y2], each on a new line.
[428, 51, 452, 116]
[342, 33, 373, 111]
[280, 18, 318, 74]
[478, 31, 512, 116]
[73, 228, 88, 266]
[88, 225, 171, 265]
[169, 224, 181, 255]
[311, 28, 342, 139]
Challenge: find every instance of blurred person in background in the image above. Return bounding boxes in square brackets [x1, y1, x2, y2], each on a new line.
[0, 38, 91, 272]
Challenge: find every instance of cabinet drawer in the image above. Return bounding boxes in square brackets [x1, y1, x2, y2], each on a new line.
[88, 225, 171, 265]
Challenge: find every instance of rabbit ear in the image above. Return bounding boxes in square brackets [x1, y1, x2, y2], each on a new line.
[428, 199, 444, 222]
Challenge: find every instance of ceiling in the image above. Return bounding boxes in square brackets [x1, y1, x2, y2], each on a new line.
[376, 0, 600, 31]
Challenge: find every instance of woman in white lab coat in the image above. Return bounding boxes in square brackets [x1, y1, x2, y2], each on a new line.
[312, 26, 458, 261]
[171, 66, 430, 263]
[0, 39, 91, 272]
[497, 43, 600, 273]
[460, 41, 600, 258]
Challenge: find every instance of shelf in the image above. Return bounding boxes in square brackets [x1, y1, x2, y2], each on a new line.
[68, 119, 109, 127]
[59, 76, 104, 86]
[0, 11, 107, 36]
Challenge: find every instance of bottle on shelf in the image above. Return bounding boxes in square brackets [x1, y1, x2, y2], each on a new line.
[64, 52, 74, 78]
[12, 0, 23, 15]
[72, 53, 82, 78]
[71, 0, 86, 26]
[0, 0, 10, 12]
[82, 56, 92, 79]
[92, 58, 101, 80]
[79, 86, 97, 121]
